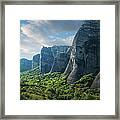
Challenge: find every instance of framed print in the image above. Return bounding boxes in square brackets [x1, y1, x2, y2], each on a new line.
[0, 0, 119, 119]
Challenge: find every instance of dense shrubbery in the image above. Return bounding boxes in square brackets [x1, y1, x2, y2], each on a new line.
[20, 67, 100, 100]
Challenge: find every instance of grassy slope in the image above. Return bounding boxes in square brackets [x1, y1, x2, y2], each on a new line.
[20, 67, 100, 100]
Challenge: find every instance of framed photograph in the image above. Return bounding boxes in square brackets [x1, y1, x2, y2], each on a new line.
[0, 0, 119, 119]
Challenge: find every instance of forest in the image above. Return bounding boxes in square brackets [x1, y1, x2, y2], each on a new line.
[20, 67, 100, 100]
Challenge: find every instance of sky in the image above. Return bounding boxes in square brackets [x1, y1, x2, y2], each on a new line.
[20, 20, 83, 60]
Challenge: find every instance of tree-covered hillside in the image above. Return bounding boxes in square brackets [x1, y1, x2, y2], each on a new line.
[20, 67, 100, 100]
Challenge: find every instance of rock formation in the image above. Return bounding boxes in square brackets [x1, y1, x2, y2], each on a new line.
[64, 20, 100, 84]
[50, 46, 70, 73]
[51, 45, 69, 57]
[91, 72, 100, 88]
[41, 45, 70, 74]
[32, 54, 40, 69]
[50, 52, 69, 73]
[20, 58, 32, 72]
[20, 46, 70, 73]
[41, 47, 54, 74]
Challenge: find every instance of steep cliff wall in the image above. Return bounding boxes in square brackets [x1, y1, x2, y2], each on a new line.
[32, 54, 40, 69]
[41, 45, 70, 74]
[41, 47, 54, 74]
[64, 20, 100, 84]
[50, 46, 70, 73]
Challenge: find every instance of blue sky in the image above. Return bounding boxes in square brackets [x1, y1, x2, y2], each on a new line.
[20, 20, 83, 60]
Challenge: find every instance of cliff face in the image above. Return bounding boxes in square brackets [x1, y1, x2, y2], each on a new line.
[41, 45, 70, 74]
[51, 45, 69, 57]
[41, 47, 54, 74]
[50, 46, 70, 73]
[91, 72, 100, 88]
[32, 54, 40, 69]
[64, 20, 100, 84]
[20, 58, 32, 72]
[50, 52, 69, 73]
[20, 46, 70, 73]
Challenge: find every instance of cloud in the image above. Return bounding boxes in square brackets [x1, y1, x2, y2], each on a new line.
[20, 20, 83, 59]
[21, 21, 50, 46]
[20, 44, 39, 59]
[48, 35, 74, 46]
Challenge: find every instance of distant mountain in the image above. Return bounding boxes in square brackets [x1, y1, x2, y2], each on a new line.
[20, 58, 32, 72]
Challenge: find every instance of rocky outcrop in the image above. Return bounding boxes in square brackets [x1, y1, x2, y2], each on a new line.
[50, 46, 70, 73]
[50, 53, 70, 73]
[32, 54, 40, 69]
[91, 72, 100, 88]
[20, 58, 32, 72]
[40, 45, 70, 74]
[41, 47, 54, 74]
[64, 20, 100, 84]
[51, 45, 69, 57]
[20, 46, 70, 73]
